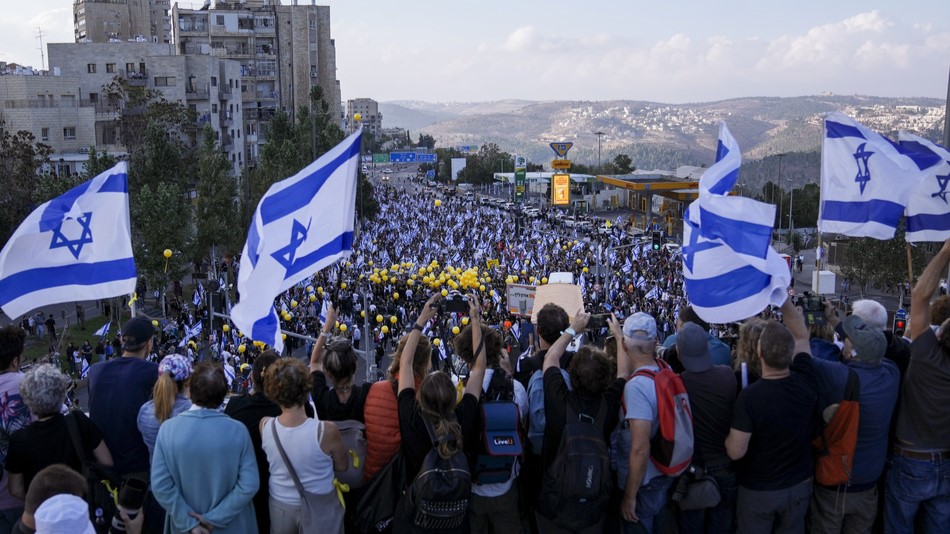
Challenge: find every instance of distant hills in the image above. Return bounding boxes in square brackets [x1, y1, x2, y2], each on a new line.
[379, 95, 946, 193]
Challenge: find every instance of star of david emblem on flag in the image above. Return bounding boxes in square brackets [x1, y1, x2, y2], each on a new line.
[49, 212, 94, 259]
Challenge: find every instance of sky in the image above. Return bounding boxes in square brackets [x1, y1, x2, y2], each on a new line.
[3, 1, 949, 103]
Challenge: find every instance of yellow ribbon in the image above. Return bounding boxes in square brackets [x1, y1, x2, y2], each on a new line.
[101, 479, 119, 506]
[128, 293, 138, 308]
[348, 449, 361, 468]
[333, 479, 350, 510]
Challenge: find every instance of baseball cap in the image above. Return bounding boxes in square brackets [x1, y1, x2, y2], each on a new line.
[34, 494, 96, 534]
[623, 312, 657, 340]
[837, 314, 885, 362]
[121, 316, 155, 347]
[676, 322, 712, 373]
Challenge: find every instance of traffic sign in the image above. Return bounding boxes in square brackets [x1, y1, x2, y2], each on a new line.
[372, 153, 388, 163]
[895, 308, 907, 319]
[426, 170, 435, 178]
[390, 152, 417, 163]
[417, 154, 437, 163]
[549, 142, 574, 158]
[551, 159, 571, 170]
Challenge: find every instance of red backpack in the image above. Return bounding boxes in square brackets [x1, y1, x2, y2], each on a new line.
[633, 359, 694, 476]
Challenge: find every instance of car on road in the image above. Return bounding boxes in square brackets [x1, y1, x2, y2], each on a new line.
[523, 207, 542, 218]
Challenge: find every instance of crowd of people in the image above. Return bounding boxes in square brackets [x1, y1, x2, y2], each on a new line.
[0, 181, 946, 534]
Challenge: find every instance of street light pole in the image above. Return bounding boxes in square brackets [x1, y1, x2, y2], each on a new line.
[594, 132, 604, 171]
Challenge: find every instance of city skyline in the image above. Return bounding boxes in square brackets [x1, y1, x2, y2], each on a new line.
[2, 1, 948, 104]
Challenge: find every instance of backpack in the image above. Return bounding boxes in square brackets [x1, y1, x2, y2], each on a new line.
[538, 396, 611, 531]
[334, 420, 367, 489]
[632, 359, 694, 477]
[812, 369, 860, 486]
[473, 369, 523, 485]
[404, 419, 472, 529]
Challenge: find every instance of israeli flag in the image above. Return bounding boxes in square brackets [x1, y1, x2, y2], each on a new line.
[0, 163, 136, 319]
[819, 112, 926, 239]
[318, 298, 331, 323]
[231, 130, 361, 351]
[897, 133, 950, 242]
[179, 321, 203, 347]
[80, 358, 90, 380]
[193, 289, 202, 307]
[93, 322, 111, 338]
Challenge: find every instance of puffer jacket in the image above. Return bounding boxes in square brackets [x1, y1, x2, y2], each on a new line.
[363, 379, 401, 481]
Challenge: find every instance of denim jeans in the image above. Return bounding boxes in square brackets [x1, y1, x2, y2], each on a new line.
[737, 478, 812, 534]
[621, 475, 673, 534]
[677, 471, 738, 534]
[884, 454, 950, 533]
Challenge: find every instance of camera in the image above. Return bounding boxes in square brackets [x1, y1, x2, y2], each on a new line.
[442, 291, 469, 313]
[109, 477, 148, 533]
[587, 313, 609, 330]
[795, 291, 826, 326]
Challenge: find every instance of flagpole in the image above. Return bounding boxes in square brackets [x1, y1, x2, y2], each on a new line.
[905, 242, 915, 289]
[817, 115, 825, 273]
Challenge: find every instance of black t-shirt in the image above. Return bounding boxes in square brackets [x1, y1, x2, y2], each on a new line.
[397, 388, 478, 482]
[311, 371, 371, 422]
[896, 328, 950, 449]
[5, 412, 101, 490]
[731, 354, 818, 490]
[88, 357, 157, 475]
[541, 367, 625, 472]
[681, 365, 737, 468]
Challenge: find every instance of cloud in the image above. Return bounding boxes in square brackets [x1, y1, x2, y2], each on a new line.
[503, 26, 537, 52]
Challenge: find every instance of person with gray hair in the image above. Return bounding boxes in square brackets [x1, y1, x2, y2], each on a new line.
[806, 304, 899, 533]
[851, 299, 911, 378]
[4, 365, 112, 500]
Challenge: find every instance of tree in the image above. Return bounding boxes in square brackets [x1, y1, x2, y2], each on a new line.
[101, 76, 197, 159]
[131, 182, 192, 291]
[839, 220, 926, 298]
[81, 147, 118, 180]
[0, 115, 52, 245]
[611, 154, 634, 174]
[417, 133, 436, 149]
[357, 171, 380, 221]
[195, 124, 238, 258]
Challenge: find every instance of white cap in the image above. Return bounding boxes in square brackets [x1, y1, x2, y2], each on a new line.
[34, 494, 96, 534]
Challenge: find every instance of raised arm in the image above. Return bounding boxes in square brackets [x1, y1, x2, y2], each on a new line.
[781, 294, 811, 357]
[911, 238, 950, 340]
[309, 305, 336, 374]
[608, 313, 630, 378]
[400, 293, 440, 393]
[543, 310, 589, 372]
[464, 294, 487, 398]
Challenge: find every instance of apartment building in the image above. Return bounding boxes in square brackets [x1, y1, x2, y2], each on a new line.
[346, 98, 382, 139]
[74, 0, 172, 44]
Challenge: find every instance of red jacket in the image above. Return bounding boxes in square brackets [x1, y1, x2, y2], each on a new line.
[363, 379, 401, 481]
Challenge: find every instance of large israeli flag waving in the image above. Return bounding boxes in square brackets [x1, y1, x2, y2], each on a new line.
[0, 163, 136, 319]
[683, 123, 789, 323]
[819, 112, 926, 239]
[231, 130, 361, 351]
[897, 133, 950, 243]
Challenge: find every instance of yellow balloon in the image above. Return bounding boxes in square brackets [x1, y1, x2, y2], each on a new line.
[433, 338, 441, 347]
[390, 316, 398, 324]
[529, 276, 535, 283]
[376, 314, 384, 323]
[340, 282, 347, 290]
[340, 324, 348, 332]
[238, 344, 246, 353]
[582, 267, 589, 273]
[435, 200, 442, 207]
[541, 277, 548, 284]
[222, 324, 230, 332]
[309, 294, 316, 302]
[461, 317, 470, 326]
[381, 325, 390, 334]
[354, 112, 362, 122]
[368, 260, 374, 266]
[452, 326, 460, 335]
[163, 249, 172, 259]
[361, 310, 366, 318]
[407, 279, 415, 286]
[291, 299, 298, 308]
[151, 320, 159, 327]
[236, 331, 243, 338]
[441, 289, 449, 297]
[281, 334, 287, 340]
[479, 284, 486, 291]
[576, 259, 582, 265]
[306, 286, 313, 292]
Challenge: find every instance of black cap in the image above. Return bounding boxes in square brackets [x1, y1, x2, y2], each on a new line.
[121, 317, 155, 348]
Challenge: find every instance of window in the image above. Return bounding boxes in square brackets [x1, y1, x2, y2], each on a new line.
[211, 76, 217, 87]
[87, 64, 96, 73]
[154, 77, 176, 87]
[60, 95, 76, 107]
[106, 63, 116, 73]
[89, 92, 98, 103]
[216, 15, 224, 25]
[212, 104, 218, 114]
[63, 127, 76, 140]
[41, 128, 49, 141]
[126, 63, 135, 73]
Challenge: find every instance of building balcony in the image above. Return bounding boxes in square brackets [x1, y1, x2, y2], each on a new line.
[221, 133, 233, 151]
[186, 88, 210, 100]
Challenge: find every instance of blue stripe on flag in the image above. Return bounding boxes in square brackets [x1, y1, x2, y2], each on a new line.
[825, 121, 866, 140]
[98, 173, 128, 193]
[246, 216, 261, 267]
[897, 140, 944, 171]
[260, 137, 360, 225]
[283, 231, 354, 280]
[39, 180, 93, 232]
[0, 258, 136, 305]
[699, 207, 771, 259]
[907, 212, 950, 233]
[820, 199, 904, 225]
[251, 308, 279, 344]
[686, 264, 773, 308]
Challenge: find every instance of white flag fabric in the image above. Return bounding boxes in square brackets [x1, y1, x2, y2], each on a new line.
[179, 321, 203, 348]
[683, 123, 789, 324]
[80, 358, 90, 380]
[897, 133, 950, 242]
[232, 130, 361, 351]
[0, 162, 136, 319]
[819, 112, 927, 239]
[94, 322, 111, 338]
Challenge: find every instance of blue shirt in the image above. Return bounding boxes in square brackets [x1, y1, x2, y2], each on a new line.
[811, 357, 899, 488]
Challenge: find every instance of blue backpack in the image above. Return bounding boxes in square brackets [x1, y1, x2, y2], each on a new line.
[473, 369, 523, 485]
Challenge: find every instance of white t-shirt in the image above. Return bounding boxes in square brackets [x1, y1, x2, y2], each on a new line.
[261, 417, 335, 505]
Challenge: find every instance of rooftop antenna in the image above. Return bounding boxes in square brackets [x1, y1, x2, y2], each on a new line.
[36, 27, 46, 70]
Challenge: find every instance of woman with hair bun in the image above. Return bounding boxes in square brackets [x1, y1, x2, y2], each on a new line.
[137, 354, 193, 457]
[309, 305, 371, 422]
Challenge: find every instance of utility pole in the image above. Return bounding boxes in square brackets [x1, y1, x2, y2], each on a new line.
[594, 131, 604, 171]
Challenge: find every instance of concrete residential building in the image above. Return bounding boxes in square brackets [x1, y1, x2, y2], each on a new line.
[346, 98, 382, 139]
[0, 65, 96, 176]
[171, 0, 342, 166]
[74, 0, 172, 44]
[47, 42, 245, 174]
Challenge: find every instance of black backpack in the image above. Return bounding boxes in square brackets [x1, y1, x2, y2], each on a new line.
[538, 396, 611, 530]
[404, 418, 472, 529]
[473, 369, 523, 485]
